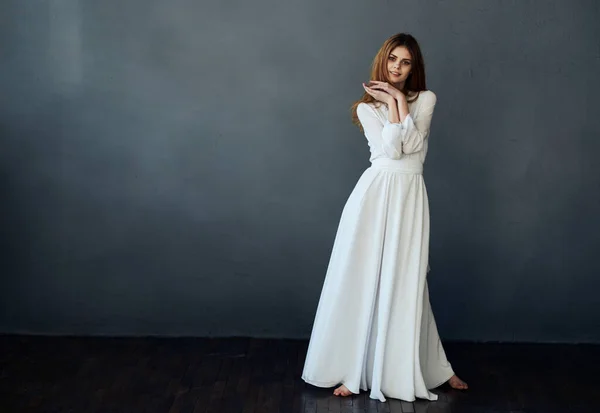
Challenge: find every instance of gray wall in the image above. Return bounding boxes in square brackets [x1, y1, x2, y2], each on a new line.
[1, 0, 599, 343]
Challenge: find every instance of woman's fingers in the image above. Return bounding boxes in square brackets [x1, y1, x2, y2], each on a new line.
[363, 83, 390, 102]
[369, 81, 392, 91]
[369, 83, 387, 91]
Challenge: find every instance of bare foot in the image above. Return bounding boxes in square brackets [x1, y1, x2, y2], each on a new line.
[333, 384, 353, 397]
[448, 374, 468, 390]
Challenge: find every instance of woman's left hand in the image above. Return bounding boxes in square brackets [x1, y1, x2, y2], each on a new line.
[367, 81, 405, 101]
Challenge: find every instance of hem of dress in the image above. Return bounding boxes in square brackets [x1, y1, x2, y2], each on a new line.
[302, 375, 444, 403]
[367, 391, 438, 403]
[427, 370, 455, 390]
[301, 376, 360, 395]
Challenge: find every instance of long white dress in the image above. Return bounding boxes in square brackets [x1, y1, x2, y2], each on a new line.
[301, 90, 454, 402]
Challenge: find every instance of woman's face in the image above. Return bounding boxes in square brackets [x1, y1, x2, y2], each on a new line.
[387, 46, 412, 86]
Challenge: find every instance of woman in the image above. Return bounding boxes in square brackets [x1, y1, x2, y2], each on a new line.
[301, 33, 468, 402]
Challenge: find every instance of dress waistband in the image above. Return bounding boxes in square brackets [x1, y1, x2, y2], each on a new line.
[370, 158, 423, 174]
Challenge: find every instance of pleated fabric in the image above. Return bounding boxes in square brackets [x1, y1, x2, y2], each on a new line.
[301, 157, 454, 402]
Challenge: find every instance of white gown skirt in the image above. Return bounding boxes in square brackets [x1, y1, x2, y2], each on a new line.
[301, 158, 454, 402]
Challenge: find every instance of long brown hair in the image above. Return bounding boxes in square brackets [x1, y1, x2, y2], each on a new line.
[351, 33, 427, 128]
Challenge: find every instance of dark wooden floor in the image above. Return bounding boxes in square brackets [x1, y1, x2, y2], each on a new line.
[0, 335, 598, 413]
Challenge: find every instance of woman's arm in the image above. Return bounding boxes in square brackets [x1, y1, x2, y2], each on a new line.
[387, 99, 400, 124]
[367, 81, 409, 123]
[357, 102, 405, 159]
[396, 93, 410, 123]
[398, 92, 437, 154]
[367, 83, 437, 155]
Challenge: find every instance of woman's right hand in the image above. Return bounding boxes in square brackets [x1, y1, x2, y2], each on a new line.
[363, 83, 394, 105]
[367, 81, 405, 102]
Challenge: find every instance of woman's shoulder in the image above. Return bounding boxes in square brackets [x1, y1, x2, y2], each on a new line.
[414, 89, 437, 105]
[357, 101, 384, 115]
[357, 101, 380, 109]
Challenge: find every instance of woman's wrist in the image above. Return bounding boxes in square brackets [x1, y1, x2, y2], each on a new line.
[395, 92, 406, 103]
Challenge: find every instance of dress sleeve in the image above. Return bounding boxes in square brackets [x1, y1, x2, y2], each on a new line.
[357, 103, 404, 160]
[400, 92, 437, 155]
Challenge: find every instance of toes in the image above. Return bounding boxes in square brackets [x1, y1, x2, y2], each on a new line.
[449, 376, 468, 390]
[454, 381, 468, 390]
[334, 385, 352, 397]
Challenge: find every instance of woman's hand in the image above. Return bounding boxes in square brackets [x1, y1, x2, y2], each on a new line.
[367, 81, 405, 102]
[363, 83, 400, 123]
[363, 83, 395, 105]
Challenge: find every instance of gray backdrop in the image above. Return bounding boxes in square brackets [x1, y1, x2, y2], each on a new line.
[1, 0, 599, 343]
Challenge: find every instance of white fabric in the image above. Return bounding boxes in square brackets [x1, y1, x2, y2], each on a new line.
[301, 91, 454, 402]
